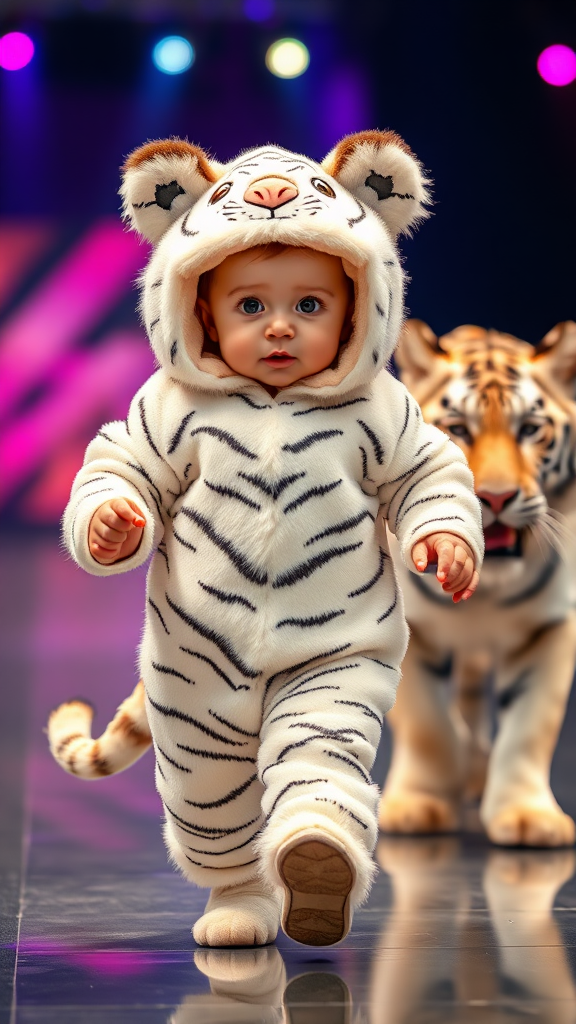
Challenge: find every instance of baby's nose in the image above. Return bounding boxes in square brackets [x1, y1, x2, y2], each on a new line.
[243, 177, 299, 210]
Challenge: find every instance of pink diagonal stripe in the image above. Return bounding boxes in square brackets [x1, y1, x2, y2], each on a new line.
[0, 221, 56, 311]
[0, 219, 147, 422]
[0, 331, 153, 503]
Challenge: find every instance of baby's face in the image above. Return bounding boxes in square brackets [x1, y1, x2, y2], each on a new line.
[196, 248, 353, 390]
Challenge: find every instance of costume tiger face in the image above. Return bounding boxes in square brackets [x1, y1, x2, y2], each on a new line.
[380, 319, 576, 846]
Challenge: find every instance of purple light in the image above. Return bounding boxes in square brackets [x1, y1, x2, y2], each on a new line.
[537, 44, 576, 87]
[243, 0, 274, 21]
[0, 31, 35, 71]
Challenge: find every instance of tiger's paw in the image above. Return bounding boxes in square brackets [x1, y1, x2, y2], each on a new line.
[193, 881, 281, 948]
[486, 804, 576, 848]
[378, 791, 459, 834]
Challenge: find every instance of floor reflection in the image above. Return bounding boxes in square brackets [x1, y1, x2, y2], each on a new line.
[370, 837, 576, 1023]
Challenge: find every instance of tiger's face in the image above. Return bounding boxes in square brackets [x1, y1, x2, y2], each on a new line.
[396, 322, 576, 558]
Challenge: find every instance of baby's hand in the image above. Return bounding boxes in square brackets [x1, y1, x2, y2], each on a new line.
[411, 532, 479, 603]
[89, 498, 146, 565]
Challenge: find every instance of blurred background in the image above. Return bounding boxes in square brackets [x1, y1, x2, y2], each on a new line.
[1, 0, 575, 531]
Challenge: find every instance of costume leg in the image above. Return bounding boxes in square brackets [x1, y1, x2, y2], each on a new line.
[256, 653, 399, 941]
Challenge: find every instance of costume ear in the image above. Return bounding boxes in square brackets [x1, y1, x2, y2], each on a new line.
[120, 139, 224, 244]
[321, 130, 432, 238]
[533, 321, 576, 396]
[395, 319, 447, 393]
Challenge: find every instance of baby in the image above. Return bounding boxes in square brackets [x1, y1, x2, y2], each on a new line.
[57, 131, 483, 948]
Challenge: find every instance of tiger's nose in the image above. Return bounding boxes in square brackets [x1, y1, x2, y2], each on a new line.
[243, 177, 299, 209]
[476, 489, 519, 515]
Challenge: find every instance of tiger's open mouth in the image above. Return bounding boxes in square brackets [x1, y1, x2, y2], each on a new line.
[483, 523, 522, 557]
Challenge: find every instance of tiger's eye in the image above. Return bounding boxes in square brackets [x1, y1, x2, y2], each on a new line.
[209, 182, 232, 205]
[311, 177, 336, 198]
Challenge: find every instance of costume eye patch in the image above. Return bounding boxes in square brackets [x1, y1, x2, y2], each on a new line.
[210, 182, 233, 205]
[311, 177, 336, 198]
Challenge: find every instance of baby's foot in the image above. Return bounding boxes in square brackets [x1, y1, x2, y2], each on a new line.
[276, 830, 355, 946]
[193, 878, 282, 947]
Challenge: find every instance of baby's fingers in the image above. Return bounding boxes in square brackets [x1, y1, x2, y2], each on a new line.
[411, 540, 429, 572]
[435, 539, 456, 584]
[107, 498, 146, 530]
[453, 568, 480, 603]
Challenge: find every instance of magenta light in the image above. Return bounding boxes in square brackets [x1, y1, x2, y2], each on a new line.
[537, 44, 576, 87]
[0, 31, 34, 71]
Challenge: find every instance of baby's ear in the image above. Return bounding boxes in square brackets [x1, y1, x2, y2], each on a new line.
[321, 130, 432, 239]
[120, 138, 224, 244]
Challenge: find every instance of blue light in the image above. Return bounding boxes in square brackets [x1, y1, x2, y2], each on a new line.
[243, 0, 274, 21]
[153, 36, 194, 76]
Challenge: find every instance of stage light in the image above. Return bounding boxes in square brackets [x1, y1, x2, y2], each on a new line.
[153, 36, 194, 76]
[266, 38, 309, 79]
[0, 31, 34, 71]
[537, 44, 576, 87]
[244, 0, 274, 20]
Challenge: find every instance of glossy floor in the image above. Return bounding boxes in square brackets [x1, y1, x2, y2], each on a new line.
[2, 536, 576, 1023]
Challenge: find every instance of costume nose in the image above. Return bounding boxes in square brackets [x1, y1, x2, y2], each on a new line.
[243, 177, 299, 210]
[476, 489, 519, 515]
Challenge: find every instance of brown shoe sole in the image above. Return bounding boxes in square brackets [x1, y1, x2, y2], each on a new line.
[278, 836, 354, 946]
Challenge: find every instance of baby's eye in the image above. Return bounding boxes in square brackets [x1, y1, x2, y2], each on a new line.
[296, 296, 321, 314]
[240, 297, 264, 315]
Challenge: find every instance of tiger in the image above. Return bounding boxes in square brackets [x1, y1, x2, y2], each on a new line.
[379, 318, 576, 847]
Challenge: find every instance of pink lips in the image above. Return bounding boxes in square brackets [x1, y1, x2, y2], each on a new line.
[263, 350, 295, 367]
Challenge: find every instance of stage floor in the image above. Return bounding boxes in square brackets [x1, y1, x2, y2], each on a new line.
[2, 535, 576, 1023]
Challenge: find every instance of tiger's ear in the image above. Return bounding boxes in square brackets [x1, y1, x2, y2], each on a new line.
[395, 319, 448, 394]
[321, 130, 432, 239]
[533, 321, 576, 396]
[120, 139, 224, 244]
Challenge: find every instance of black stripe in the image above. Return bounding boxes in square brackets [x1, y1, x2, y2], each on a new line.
[76, 476, 109, 489]
[389, 465, 439, 523]
[230, 392, 272, 410]
[273, 542, 363, 588]
[156, 546, 169, 572]
[179, 508, 268, 585]
[265, 778, 329, 820]
[164, 801, 260, 836]
[408, 515, 465, 537]
[497, 670, 530, 710]
[177, 743, 256, 763]
[179, 647, 251, 692]
[198, 580, 257, 612]
[305, 509, 374, 547]
[172, 528, 197, 552]
[156, 744, 191, 772]
[190, 426, 258, 459]
[167, 594, 261, 679]
[292, 398, 368, 416]
[151, 278, 162, 288]
[151, 662, 193, 685]
[138, 397, 162, 459]
[335, 699, 382, 724]
[148, 598, 170, 634]
[208, 710, 259, 737]
[359, 446, 368, 478]
[156, 760, 166, 780]
[498, 549, 560, 607]
[376, 593, 398, 623]
[149, 317, 160, 332]
[204, 480, 261, 510]
[184, 774, 259, 809]
[288, 722, 366, 741]
[267, 711, 307, 725]
[287, 663, 361, 691]
[184, 831, 260, 856]
[148, 694, 248, 746]
[282, 429, 344, 454]
[357, 419, 384, 464]
[399, 494, 458, 524]
[185, 856, 259, 869]
[276, 609, 345, 629]
[283, 479, 342, 514]
[385, 453, 432, 488]
[125, 461, 161, 502]
[314, 796, 368, 829]
[76, 487, 114, 503]
[167, 410, 196, 454]
[238, 470, 305, 499]
[170, 340, 177, 364]
[327, 749, 371, 781]
[348, 548, 387, 598]
[398, 393, 410, 440]
[264, 685, 341, 717]
[265, 643, 352, 695]
[367, 658, 398, 673]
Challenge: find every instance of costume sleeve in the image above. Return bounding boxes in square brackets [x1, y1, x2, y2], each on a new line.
[374, 375, 484, 573]
[62, 370, 196, 577]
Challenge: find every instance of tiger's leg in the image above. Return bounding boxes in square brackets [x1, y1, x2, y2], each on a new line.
[379, 628, 465, 833]
[453, 650, 492, 801]
[482, 614, 576, 847]
[257, 655, 397, 945]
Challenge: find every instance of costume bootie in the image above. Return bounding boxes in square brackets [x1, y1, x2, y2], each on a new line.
[276, 829, 356, 946]
[192, 876, 282, 947]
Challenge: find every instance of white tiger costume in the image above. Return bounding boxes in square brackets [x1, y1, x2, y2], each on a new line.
[55, 131, 483, 946]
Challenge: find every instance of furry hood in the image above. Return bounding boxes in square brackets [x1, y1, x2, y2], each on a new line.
[121, 131, 431, 398]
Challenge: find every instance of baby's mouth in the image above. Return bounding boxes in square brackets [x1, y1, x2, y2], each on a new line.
[263, 350, 295, 367]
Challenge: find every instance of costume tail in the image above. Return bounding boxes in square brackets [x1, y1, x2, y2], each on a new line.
[47, 680, 152, 779]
